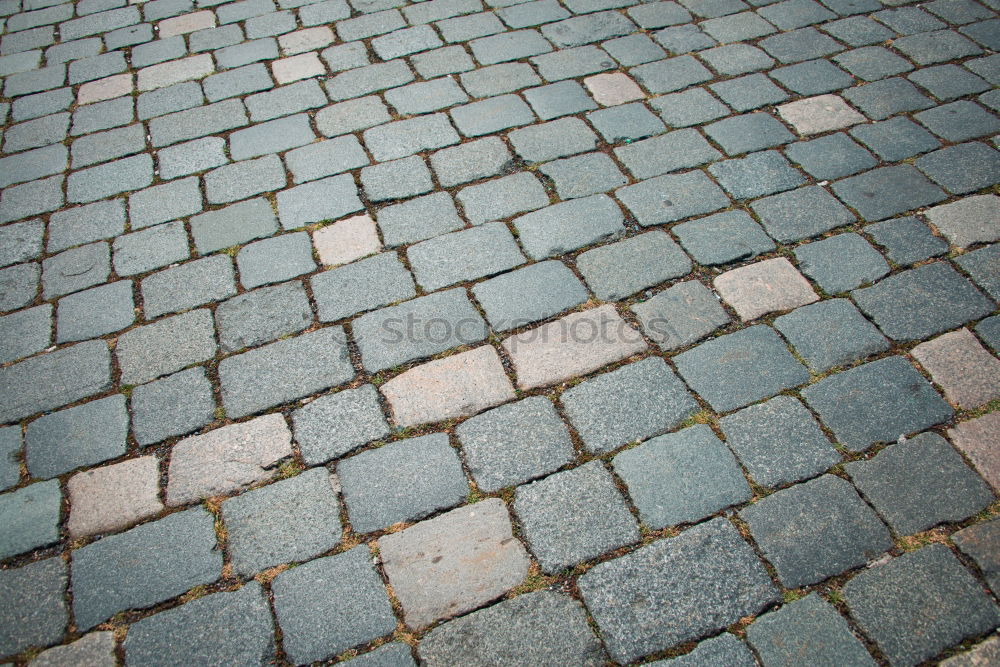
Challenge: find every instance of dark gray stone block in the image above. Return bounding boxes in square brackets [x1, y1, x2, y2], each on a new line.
[720, 395, 839, 488]
[457, 172, 549, 225]
[784, 131, 879, 190]
[649, 87, 731, 127]
[915, 141, 1000, 195]
[843, 544, 1000, 666]
[631, 279, 731, 349]
[846, 432, 994, 535]
[236, 232, 316, 289]
[852, 262, 993, 342]
[674, 325, 810, 413]
[513, 194, 626, 260]
[124, 582, 275, 666]
[215, 281, 312, 353]
[292, 385, 389, 465]
[561, 357, 698, 454]
[339, 434, 468, 533]
[842, 77, 934, 120]
[956, 244, 1000, 301]
[0, 558, 67, 657]
[832, 165, 946, 221]
[576, 231, 692, 301]
[672, 210, 775, 265]
[759, 26, 843, 63]
[523, 80, 598, 120]
[0, 479, 60, 560]
[751, 185, 856, 243]
[833, 46, 913, 80]
[864, 216, 949, 266]
[272, 546, 396, 663]
[130, 367, 215, 446]
[850, 116, 941, 161]
[801, 356, 954, 450]
[56, 280, 134, 343]
[455, 396, 574, 492]
[407, 222, 526, 291]
[770, 58, 853, 95]
[360, 156, 434, 202]
[704, 111, 794, 155]
[710, 73, 788, 112]
[312, 253, 415, 323]
[41, 241, 109, 299]
[952, 518, 1000, 595]
[222, 467, 341, 576]
[116, 309, 215, 386]
[376, 192, 464, 247]
[774, 298, 889, 372]
[708, 150, 806, 200]
[419, 591, 605, 666]
[345, 643, 416, 667]
[0, 303, 50, 363]
[72, 508, 222, 630]
[614, 424, 751, 528]
[651, 24, 716, 52]
[578, 517, 779, 663]
[648, 634, 756, 667]
[615, 170, 730, 228]
[25, 394, 127, 478]
[794, 232, 890, 293]
[614, 128, 721, 179]
[740, 474, 892, 587]
[514, 460, 640, 573]
[472, 260, 589, 331]
[508, 117, 599, 163]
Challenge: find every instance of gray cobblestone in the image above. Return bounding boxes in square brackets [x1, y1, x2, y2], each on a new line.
[0, 219, 43, 268]
[216, 37, 279, 68]
[326, 60, 413, 101]
[292, 384, 389, 464]
[138, 81, 203, 121]
[5, 111, 69, 151]
[112, 220, 189, 276]
[312, 252, 415, 322]
[131, 367, 215, 445]
[70, 96, 133, 136]
[515, 194, 625, 259]
[203, 62, 273, 101]
[361, 155, 434, 202]
[190, 197, 279, 253]
[116, 309, 215, 385]
[0, 175, 65, 224]
[409, 222, 525, 291]
[412, 44, 475, 77]
[142, 255, 236, 318]
[0, 559, 67, 657]
[204, 154, 286, 204]
[149, 98, 247, 147]
[245, 79, 326, 121]
[577, 230, 691, 300]
[216, 281, 313, 353]
[56, 280, 134, 342]
[10, 87, 72, 122]
[459, 172, 550, 224]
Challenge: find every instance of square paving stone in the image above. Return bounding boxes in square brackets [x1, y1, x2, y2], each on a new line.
[0, 558, 67, 658]
[339, 434, 468, 533]
[455, 396, 574, 493]
[25, 394, 128, 479]
[352, 289, 488, 373]
[709, 73, 788, 112]
[777, 94, 866, 136]
[846, 432, 994, 536]
[72, 508, 222, 630]
[801, 356, 954, 451]
[701, 11, 777, 42]
[976, 316, 1000, 355]
[0, 304, 50, 364]
[116, 309, 216, 386]
[849, 116, 941, 161]
[740, 474, 892, 587]
[794, 232, 890, 293]
[189, 197, 279, 255]
[603, 34, 667, 66]
[952, 518, 1000, 595]
[419, 591, 605, 666]
[130, 367, 215, 446]
[379, 499, 529, 629]
[0, 479, 60, 560]
[747, 594, 877, 667]
[309, 252, 416, 322]
[407, 223, 526, 291]
[708, 150, 805, 200]
[674, 325, 810, 413]
[852, 262, 994, 342]
[843, 544, 1000, 667]
[914, 100, 1000, 143]
[704, 112, 794, 156]
[508, 117, 599, 163]
[346, 643, 416, 667]
[215, 281, 313, 353]
[587, 103, 665, 143]
[774, 298, 889, 372]
[751, 185, 857, 243]
[472, 260, 589, 331]
[429, 137, 511, 188]
[614, 424, 751, 528]
[55, 280, 134, 343]
[916, 141, 1000, 195]
[909, 64, 990, 101]
[864, 216, 949, 266]
[615, 170, 731, 228]
[956, 245, 1000, 301]
[842, 77, 935, 120]
[524, 80, 598, 120]
[513, 460, 640, 573]
[236, 231, 316, 289]
[720, 395, 839, 488]
[41, 241, 109, 299]
[360, 155, 435, 202]
[112, 221, 190, 277]
[832, 165, 947, 222]
[0, 263, 39, 313]
[292, 385, 389, 465]
[631, 279, 731, 349]
[578, 517, 779, 664]
[698, 43, 775, 75]
[631, 55, 714, 94]
[770, 59, 854, 95]
[672, 210, 775, 265]
[714, 257, 818, 321]
[539, 152, 627, 199]
[272, 547, 396, 663]
[221, 467, 342, 576]
[66, 455, 163, 538]
[124, 582, 275, 666]
[376, 192, 465, 247]
[649, 87, 731, 127]
[833, 46, 913, 81]
[513, 194, 626, 260]
[894, 28, 982, 65]
[613, 128, 722, 179]
[561, 357, 698, 454]
[575, 230, 692, 301]
[458, 172, 550, 225]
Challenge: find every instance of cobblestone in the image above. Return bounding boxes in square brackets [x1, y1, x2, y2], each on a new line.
[67, 455, 163, 537]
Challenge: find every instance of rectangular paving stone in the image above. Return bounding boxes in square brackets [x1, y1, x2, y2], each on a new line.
[801, 355, 954, 451]
[236, 232, 315, 288]
[531, 44, 616, 81]
[352, 288, 488, 372]
[0, 340, 111, 424]
[56, 280, 135, 343]
[203, 63, 274, 102]
[631, 279, 731, 350]
[380, 499, 529, 629]
[66, 455, 163, 538]
[616, 171, 730, 228]
[375, 192, 464, 247]
[167, 413, 292, 505]
[363, 113, 460, 162]
[361, 155, 435, 202]
[952, 518, 1000, 595]
[613, 128, 721, 179]
[219, 327, 354, 418]
[285, 135, 369, 183]
[60, 6, 139, 40]
[503, 305, 647, 389]
[216, 37, 279, 69]
[507, 116, 599, 163]
[430, 137, 511, 188]
[0, 304, 49, 364]
[0, 220, 43, 268]
[0, 558, 68, 658]
[72, 508, 222, 630]
[0, 176, 66, 224]
[221, 467, 341, 576]
[325, 59, 414, 100]
[407, 222, 526, 291]
[0, 142, 67, 189]
[384, 78, 468, 115]
[215, 281, 312, 353]
[578, 518, 778, 664]
[472, 260, 588, 331]
[714, 257, 818, 321]
[741, 474, 891, 588]
[315, 96, 390, 137]
[66, 153, 153, 204]
[6, 111, 70, 150]
[156, 135, 229, 179]
[117, 309, 216, 385]
[311, 251, 415, 322]
[149, 99, 248, 147]
[291, 384, 389, 465]
[41, 241, 110, 299]
[0, 479, 61, 560]
[24, 395, 127, 481]
[112, 220, 190, 276]
[774, 298, 889, 373]
[469, 29, 553, 64]
[451, 94, 536, 136]
[130, 367, 215, 446]
[128, 177, 203, 229]
[272, 547, 395, 664]
[276, 174, 363, 230]
[70, 123, 146, 169]
[339, 433, 468, 531]
[674, 325, 809, 413]
[513, 194, 625, 260]
[70, 97, 132, 136]
[576, 230, 692, 301]
[457, 172, 549, 225]
[190, 197, 279, 253]
[204, 154, 287, 204]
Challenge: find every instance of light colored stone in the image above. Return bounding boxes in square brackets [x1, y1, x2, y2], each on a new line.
[158, 10, 216, 38]
[166, 413, 293, 506]
[503, 305, 648, 390]
[949, 412, 1000, 493]
[138, 54, 214, 92]
[584, 73, 645, 106]
[913, 328, 1000, 410]
[67, 456, 164, 537]
[777, 94, 866, 136]
[279, 27, 335, 55]
[714, 257, 819, 321]
[379, 498, 530, 629]
[77, 74, 133, 105]
[925, 195, 1000, 249]
[380, 346, 516, 427]
[273, 53, 325, 85]
[313, 214, 381, 267]
[31, 631, 116, 667]
[941, 635, 1000, 667]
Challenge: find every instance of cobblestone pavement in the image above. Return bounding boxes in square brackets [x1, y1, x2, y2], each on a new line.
[1, 0, 1000, 661]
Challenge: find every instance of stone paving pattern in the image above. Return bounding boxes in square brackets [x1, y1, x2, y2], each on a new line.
[0, 0, 998, 661]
